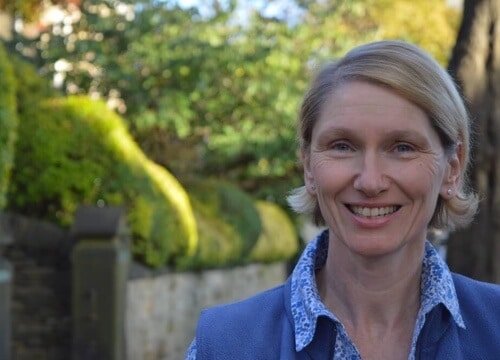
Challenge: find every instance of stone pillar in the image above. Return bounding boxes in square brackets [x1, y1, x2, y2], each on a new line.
[0, 212, 12, 359]
[0, 257, 11, 360]
[71, 206, 130, 360]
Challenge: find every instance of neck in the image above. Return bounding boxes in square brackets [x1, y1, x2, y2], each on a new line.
[316, 238, 424, 329]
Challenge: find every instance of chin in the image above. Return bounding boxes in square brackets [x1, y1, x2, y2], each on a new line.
[344, 236, 412, 258]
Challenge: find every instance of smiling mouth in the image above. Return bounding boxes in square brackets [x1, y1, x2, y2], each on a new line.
[347, 205, 400, 218]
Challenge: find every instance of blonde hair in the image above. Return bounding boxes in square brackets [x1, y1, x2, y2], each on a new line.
[287, 40, 478, 231]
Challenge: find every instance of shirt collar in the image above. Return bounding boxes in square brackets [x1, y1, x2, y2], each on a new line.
[290, 230, 464, 352]
[420, 240, 465, 328]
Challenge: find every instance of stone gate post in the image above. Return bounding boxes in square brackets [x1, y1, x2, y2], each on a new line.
[71, 206, 130, 360]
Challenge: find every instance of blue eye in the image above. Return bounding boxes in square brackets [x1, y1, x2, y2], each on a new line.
[394, 143, 414, 153]
[331, 142, 353, 152]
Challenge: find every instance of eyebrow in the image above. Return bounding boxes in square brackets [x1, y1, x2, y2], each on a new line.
[317, 126, 431, 145]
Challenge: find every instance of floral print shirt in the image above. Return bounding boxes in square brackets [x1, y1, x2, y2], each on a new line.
[186, 230, 464, 359]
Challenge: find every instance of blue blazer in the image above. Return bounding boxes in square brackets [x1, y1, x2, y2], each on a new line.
[195, 273, 500, 359]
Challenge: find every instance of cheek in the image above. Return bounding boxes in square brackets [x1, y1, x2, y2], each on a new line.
[419, 157, 446, 186]
[311, 158, 352, 186]
[398, 159, 446, 197]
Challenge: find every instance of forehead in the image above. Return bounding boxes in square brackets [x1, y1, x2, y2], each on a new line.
[326, 80, 420, 112]
[308, 80, 449, 150]
[316, 80, 432, 133]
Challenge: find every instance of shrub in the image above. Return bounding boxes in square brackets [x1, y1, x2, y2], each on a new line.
[183, 208, 243, 269]
[0, 42, 17, 209]
[10, 52, 60, 115]
[249, 200, 299, 263]
[4, 53, 298, 269]
[179, 180, 262, 269]
[7, 95, 197, 267]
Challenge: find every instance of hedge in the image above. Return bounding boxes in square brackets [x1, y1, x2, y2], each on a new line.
[7, 95, 197, 267]
[249, 200, 299, 263]
[4, 52, 299, 269]
[0, 42, 17, 210]
[178, 180, 262, 269]
[177, 180, 300, 269]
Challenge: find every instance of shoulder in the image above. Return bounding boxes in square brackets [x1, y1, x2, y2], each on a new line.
[198, 282, 288, 332]
[422, 274, 500, 358]
[195, 281, 293, 359]
[452, 273, 500, 330]
[452, 272, 500, 302]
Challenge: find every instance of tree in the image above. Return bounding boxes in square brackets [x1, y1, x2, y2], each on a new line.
[368, 0, 460, 64]
[447, 0, 500, 283]
[0, 0, 73, 20]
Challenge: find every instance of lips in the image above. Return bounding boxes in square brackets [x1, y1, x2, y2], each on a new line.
[348, 205, 400, 218]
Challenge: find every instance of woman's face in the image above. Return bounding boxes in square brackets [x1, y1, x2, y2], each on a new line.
[303, 81, 461, 258]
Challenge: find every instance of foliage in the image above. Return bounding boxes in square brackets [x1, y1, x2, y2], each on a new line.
[0, 41, 17, 210]
[249, 200, 299, 263]
[181, 208, 243, 269]
[7, 94, 197, 267]
[4, 0, 459, 214]
[9, 50, 60, 114]
[367, 0, 461, 65]
[179, 180, 262, 269]
[0, 0, 67, 21]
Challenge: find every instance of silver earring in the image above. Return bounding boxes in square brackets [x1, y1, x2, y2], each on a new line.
[447, 188, 452, 196]
[310, 185, 316, 191]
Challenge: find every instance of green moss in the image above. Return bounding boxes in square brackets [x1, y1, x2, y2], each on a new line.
[249, 200, 299, 263]
[0, 42, 18, 209]
[7, 95, 197, 267]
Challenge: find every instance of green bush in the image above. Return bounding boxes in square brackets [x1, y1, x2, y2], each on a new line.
[179, 180, 262, 269]
[10, 52, 60, 115]
[3, 51, 298, 270]
[7, 95, 197, 267]
[183, 208, 243, 269]
[249, 200, 299, 263]
[0, 42, 18, 210]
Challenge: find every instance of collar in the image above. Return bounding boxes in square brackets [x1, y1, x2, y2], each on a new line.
[290, 230, 464, 352]
[419, 240, 465, 327]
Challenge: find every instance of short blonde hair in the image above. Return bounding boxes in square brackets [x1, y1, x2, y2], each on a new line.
[287, 40, 478, 231]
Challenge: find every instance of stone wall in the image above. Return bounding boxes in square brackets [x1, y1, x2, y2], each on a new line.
[126, 262, 288, 360]
[0, 212, 290, 360]
[0, 212, 73, 360]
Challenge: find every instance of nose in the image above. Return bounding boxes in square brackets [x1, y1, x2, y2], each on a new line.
[353, 152, 389, 197]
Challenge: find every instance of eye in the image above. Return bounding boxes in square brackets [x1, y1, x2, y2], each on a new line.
[393, 143, 415, 153]
[330, 141, 353, 152]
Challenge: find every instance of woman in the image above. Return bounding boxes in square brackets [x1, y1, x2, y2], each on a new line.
[186, 40, 500, 359]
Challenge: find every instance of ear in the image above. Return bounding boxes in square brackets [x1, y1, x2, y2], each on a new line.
[302, 149, 316, 195]
[440, 143, 463, 198]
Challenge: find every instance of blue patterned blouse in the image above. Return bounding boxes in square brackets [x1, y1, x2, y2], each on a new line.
[185, 230, 464, 359]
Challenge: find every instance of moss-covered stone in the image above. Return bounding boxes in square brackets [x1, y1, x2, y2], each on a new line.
[7, 95, 197, 267]
[249, 200, 299, 263]
[0, 42, 17, 209]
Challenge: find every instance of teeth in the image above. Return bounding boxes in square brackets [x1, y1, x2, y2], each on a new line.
[350, 206, 398, 217]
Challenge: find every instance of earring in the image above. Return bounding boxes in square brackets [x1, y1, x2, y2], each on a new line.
[447, 188, 452, 196]
[310, 185, 316, 191]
